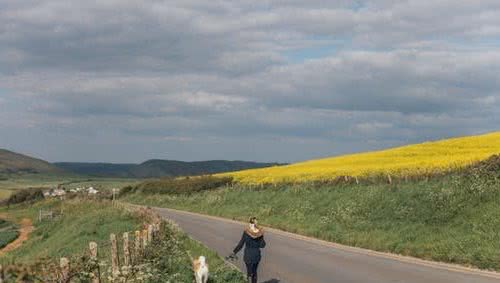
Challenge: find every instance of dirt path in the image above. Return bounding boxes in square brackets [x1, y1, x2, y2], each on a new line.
[0, 217, 33, 256]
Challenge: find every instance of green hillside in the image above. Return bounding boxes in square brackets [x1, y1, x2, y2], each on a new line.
[0, 149, 62, 175]
[55, 159, 283, 178]
[124, 155, 500, 271]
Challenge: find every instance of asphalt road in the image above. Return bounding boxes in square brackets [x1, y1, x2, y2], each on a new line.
[154, 207, 500, 283]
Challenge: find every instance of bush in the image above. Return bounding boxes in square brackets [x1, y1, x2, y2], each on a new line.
[123, 176, 233, 196]
[6, 188, 44, 205]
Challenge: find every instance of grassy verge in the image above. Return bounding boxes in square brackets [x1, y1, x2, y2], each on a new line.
[147, 220, 246, 282]
[181, 230, 245, 282]
[0, 199, 141, 263]
[0, 199, 245, 282]
[123, 159, 500, 271]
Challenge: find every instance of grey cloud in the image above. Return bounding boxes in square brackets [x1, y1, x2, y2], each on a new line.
[0, 0, 499, 162]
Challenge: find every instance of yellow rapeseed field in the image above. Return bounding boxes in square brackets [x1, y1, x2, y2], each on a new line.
[222, 131, 500, 185]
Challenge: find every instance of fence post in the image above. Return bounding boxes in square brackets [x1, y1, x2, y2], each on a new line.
[142, 229, 148, 248]
[0, 264, 4, 283]
[60, 257, 70, 283]
[147, 225, 153, 243]
[110, 234, 119, 276]
[134, 230, 142, 262]
[355, 176, 359, 185]
[154, 223, 160, 238]
[89, 241, 100, 283]
[387, 174, 392, 185]
[123, 232, 130, 266]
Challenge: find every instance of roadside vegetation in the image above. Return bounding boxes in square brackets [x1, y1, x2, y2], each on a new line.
[145, 220, 245, 283]
[121, 176, 233, 195]
[0, 197, 244, 282]
[123, 155, 500, 271]
[221, 131, 500, 185]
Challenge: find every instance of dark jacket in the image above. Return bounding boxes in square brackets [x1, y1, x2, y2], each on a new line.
[233, 227, 266, 263]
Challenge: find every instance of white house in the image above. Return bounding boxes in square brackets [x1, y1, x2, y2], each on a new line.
[52, 189, 66, 197]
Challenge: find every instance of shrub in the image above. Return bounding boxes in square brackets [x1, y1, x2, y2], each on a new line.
[6, 188, 44, 205]
[123, 176, 233, 195]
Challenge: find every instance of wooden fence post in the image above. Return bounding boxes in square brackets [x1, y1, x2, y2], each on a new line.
[142, 229, 148, 248]
[110, 234, 119, 276]
[123, 232, 130, 266]
[387, 174, 392, 185]
[154, 223, 160, 238]
[134, 230, 141, 262]
[0, 264, 4, 283]
[355, 176, 359, 185]
[89, 241, 100, 283]
[147, 225, 153, 243]
[60, 257, 70, 283]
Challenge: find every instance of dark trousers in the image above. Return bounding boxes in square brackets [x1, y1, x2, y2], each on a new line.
[245, 261, 259, 283]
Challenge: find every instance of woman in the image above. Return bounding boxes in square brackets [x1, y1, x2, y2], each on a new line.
[229, 217, 266, 283]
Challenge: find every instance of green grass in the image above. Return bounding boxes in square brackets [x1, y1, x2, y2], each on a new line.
[0, 199, 142, 263]
[146, 221, 246, 282]
[123, 162, 500, 271]
[0, 173, 78, 190]
[0, 198, 245, 282]
[180, 230, 245, 282]
[0, 219, 19, 249]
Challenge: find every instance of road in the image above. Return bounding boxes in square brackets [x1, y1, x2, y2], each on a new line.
[154, 207, 500, 283]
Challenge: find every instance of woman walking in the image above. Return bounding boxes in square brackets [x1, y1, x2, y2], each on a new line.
[229, 217, 266, 283]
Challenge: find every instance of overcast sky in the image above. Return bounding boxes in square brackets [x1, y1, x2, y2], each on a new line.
[1, 1, 499, 163]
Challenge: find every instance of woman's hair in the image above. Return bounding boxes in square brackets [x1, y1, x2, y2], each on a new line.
[249, 217, 257, 224]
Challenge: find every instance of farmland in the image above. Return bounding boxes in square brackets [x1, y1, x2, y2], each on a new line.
[123, 155, 500, 271]
[222, 131, 500, 185]
[0, 173, 140, 201]
[0, 198, 245, 282]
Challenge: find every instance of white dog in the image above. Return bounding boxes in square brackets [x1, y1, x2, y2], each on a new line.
[193, 255, 209, 283]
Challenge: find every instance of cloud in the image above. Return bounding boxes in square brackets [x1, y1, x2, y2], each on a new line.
[0, 0, 499, 162]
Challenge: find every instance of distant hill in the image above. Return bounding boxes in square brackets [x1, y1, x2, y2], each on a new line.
[0, 149, 62, 174]
[55, 159, 283, 178]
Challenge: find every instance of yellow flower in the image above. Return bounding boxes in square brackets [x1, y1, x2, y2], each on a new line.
[219, 131, 500, 185]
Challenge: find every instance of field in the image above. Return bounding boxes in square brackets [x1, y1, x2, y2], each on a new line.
[0, 219, 18, 249]
[0, 199, 141, 262]
[124, 156, 500, 271]
[0, 198, 245, 282]
[222, 131, 500, 184]
[0, 173, 140, 201]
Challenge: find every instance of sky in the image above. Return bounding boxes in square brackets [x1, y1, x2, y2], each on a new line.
[0, 1, 499, 163]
